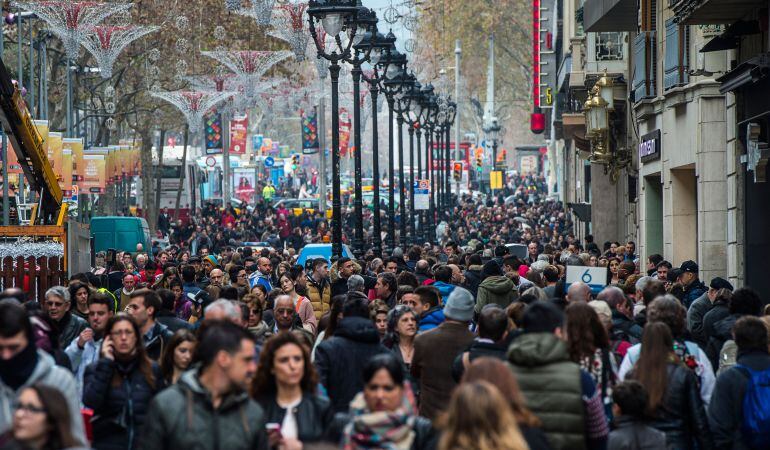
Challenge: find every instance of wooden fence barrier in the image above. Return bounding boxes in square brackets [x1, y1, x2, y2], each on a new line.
[0, 256, 64, 302]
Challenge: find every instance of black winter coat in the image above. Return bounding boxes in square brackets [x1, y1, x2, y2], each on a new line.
[706, 313, 741, 368]
[144, 321, 174, 361]
[451, 339, 507, 382]
[647, 363, 713, 450]
[708, 351, 770, 450]
[257, 394, 333, 444]
[83, 357, 165, 450]
[314, 317, 389, 413]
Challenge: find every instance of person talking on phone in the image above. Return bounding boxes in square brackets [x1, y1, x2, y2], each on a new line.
[82, 315, 164, 450]
[252, 332, 333, 449]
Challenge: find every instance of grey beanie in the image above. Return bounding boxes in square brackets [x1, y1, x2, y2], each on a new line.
[444, 287, 475, 322]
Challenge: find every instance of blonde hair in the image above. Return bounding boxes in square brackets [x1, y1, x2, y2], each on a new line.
[438, 381, 529, 450]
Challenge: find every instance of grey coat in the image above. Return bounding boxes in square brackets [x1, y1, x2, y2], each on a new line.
[0, 350, 86, 446]
[141, 369, 268, 450]
[686, 292, 711, 347]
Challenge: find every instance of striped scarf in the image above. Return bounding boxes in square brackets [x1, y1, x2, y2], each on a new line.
[342, 383, 417, 450]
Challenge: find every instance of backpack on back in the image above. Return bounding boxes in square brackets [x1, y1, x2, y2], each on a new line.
[736, 364, 770, 449]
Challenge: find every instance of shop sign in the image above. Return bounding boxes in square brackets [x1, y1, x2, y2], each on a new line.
[639, 129, 661, 163]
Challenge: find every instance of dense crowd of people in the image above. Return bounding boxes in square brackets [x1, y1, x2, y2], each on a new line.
[0, 175, 769, 450]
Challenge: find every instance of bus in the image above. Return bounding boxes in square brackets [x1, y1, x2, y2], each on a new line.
[135, 161, 200, 223]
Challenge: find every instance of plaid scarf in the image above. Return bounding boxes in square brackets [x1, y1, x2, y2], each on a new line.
[342, 382, 417, 450]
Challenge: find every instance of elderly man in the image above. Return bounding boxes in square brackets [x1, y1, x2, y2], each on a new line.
[347, 274, 366, 294]
[45, 286, 87, 349]
[566, 281, 591, 304]
[113, 272, 137, 312]
[204, 299, 243, 326]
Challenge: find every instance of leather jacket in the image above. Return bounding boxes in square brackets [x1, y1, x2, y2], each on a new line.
[258, 394, 333, 444]
[648, 363, 713, 450]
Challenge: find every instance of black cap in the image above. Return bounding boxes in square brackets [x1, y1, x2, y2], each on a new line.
[680, 260, 698, 274]
[710, 277, 734, 292]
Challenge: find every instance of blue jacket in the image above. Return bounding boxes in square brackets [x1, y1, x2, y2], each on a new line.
[248, 272, 273, 292]
[419, 307, 445, 332]
[432, 281, 457, 302]
[683, 279, 707, 309]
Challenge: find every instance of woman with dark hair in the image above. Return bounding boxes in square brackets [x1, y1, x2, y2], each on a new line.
[628, 322, 712, 449]
[438, 381, 528, 450]
[279, 271, 317, 335]
[67, 281, 91, 320]
[565, 302, 616, 417]
[0, 384, 79, 450]
[159, 329, 197, 384]
[608, 257, 621, 285]
[251, 332, 332, 448]
[338, 353, 436, 450]
[83, 315, 165, 450]
[382, 305, 419, 396]
[461, 357, 550, 450]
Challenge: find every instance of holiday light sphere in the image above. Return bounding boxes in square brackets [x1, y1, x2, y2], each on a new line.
[214, 25, 226, 40]
[175, 15, 189, 30]
[148, 48, 161, 62]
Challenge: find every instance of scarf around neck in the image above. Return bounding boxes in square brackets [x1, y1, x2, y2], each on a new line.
[342, 382, 417, 450]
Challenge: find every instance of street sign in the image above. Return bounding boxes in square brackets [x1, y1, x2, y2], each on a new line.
[490, 170, 503, 190]
[414, 180, 430, 210]
[205, 156, 216, 168]
[264, 156, 275, 167]
[566, 266, 609, 295]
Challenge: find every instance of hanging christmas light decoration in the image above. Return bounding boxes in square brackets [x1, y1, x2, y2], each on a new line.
[214, 25, 227, 40]
[151, 90, 234, 132]
[267, 3, 309, 61]
[12, 0, 133, 60]
[235, 0, 277, 26]
[200, 49, 292, 83]
[312, 27, 330, 78]
[225, 0, 242, 11]
[81, 25, 159, 79]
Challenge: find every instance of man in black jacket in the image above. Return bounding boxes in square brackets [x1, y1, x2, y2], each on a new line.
[126, 289, 173, 361]
[314, 295, 389, 413]
[452, 304, 509, 381]
[708, 316, 770, 449]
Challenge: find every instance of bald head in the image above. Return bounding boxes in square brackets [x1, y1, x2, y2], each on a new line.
[597, 286, 626, 309]
[416, 259, 430, 273]
[566, 282, 591, 303]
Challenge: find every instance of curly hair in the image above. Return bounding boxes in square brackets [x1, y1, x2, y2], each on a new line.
[251, 331, 318, 400]
[647, 295, 686, 337]
[565, 302, 609, 362]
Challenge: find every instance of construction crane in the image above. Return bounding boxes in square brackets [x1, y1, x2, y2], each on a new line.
[0, 57, 66, 225]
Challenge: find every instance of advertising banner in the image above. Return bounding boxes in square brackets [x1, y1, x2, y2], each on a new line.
[33, 120, 49, 158]
[233, 169, 256, 203]
[414, 179, 430, 210]
[47, 131, 63, 185]
[80, 149, 107, 194]
[205, 112, 223, 154]
[229, 114, 248, 155]
[64, 138, 84, 182]
[253, 134, 264, 155]
[339, 107, 351, 156]
[61, 148, 72, 197]
[301, 109, 319, 154]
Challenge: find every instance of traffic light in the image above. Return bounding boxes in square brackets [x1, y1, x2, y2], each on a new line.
[291, 154, 299, 171]
[453, 162, 462, 181]
[475, 155, 483, 171]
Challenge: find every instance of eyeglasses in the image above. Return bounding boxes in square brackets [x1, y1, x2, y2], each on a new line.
[14, 402, 46, 415]
[275, 308, 294, 316]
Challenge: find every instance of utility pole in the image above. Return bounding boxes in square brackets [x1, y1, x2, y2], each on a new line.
[223, 112, 231, 207]
[454, 39, 461, 194]
[317, 74, 327, 214]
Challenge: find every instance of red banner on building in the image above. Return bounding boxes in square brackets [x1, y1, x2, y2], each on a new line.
[229, 114, 248, 155]
[339, 108, 351, 156]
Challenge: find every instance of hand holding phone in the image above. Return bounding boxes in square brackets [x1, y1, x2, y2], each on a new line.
[101, 335, 115, 360]
[266, 423, 282, 448]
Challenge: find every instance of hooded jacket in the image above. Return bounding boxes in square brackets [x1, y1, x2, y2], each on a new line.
[463, 265, 484, 298]
[314, 317, 389, 413]
[507, 332, 586, 450]
[474, 276, 517, 314]
[418, 306, 445, 332]
[431, 281, 457, 302]
[0, 349, 86, 445]
[141, 369, 268, 450]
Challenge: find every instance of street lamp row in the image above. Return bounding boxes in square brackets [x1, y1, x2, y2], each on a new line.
[307, 0, 457, 259]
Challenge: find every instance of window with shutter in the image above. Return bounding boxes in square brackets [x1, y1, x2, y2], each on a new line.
[633, 31, 657, 101]
[664, 19, 690, 90]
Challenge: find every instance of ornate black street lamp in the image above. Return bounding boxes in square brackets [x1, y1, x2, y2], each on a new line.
[308, 0, 361, 260]
[383, 70, 415, 249]
[444, 101, 457, 216]
[344, 7, 377, 257]
[377, 41, 406, 252]
[403, 79, 423, 245]
[356, 30, 393, 257]
[420, 90, 438, 242]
